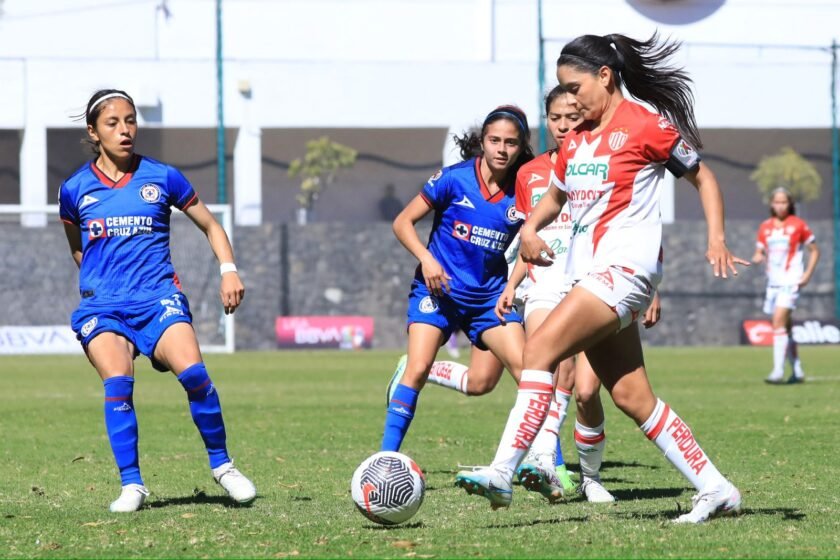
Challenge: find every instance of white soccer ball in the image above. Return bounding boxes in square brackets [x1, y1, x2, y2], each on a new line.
[351, 451, 425, 525]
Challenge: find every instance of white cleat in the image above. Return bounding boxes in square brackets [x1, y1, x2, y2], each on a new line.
[674, 481, 741, 524]
[109, 483, 149, 513]
[213, 462, 257, 504]
[579, 476, 616, 503]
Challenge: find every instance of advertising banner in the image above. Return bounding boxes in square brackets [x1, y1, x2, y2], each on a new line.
[275, 316, 374, 349]
[0, 326, 82, 354]
[741, 319, 840, 346]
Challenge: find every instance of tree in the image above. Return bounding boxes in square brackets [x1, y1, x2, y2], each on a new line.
[750, 146, 822, 203]
[288, 136, 357, 223]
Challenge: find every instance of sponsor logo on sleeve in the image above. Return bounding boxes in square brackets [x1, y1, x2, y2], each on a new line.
[427, 170, 442, 186]
[671, 139, 700, 169]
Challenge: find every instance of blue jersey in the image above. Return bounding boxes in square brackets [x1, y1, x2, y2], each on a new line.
[418, 157, 522, 299]
[58, 155, 198, 304]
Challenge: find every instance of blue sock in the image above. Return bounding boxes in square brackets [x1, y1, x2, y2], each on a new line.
[381, 384, 419, 452]
[556, 438, 565, 467]
[103, 376, 143, 486]
[177, 363, 230, 469]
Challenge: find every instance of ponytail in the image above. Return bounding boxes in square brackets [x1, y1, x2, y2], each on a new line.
[557, 32, 702, 148]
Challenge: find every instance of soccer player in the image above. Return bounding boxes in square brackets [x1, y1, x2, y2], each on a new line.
[381, 105, 535, 456]
[751, 188, 820, 384]
[59, 89, 256, 512]
[456, 33, 748, 524]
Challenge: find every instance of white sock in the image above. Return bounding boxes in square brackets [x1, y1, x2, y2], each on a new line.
[574, 421, 605, 479]
[529, 387, 572, 462]
[490, 369, 553, 476]
[641, 398, 727, 492]
[426, 361, 469, 394]
[554, 387, 572, 432]
[787, 337, 804, 377]
[772, 329, 788, 377]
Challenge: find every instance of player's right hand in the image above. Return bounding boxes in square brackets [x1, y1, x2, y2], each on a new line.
[421, 255, 451, 297]
[519, 227, 554, 267]
[494, 288, 516, 323]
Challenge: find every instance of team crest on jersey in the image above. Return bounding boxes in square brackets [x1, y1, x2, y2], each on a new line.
[608, 128, 629, 151]
[87, 218, 106, 240]
[140, 183, 162, 203]
[453, 221, 472, 240]
[419, 296, 438, 313]
[506, 205, 519, 223]
[80, 317, 98, 337]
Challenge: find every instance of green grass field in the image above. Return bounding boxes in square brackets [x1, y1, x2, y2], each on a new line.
[1, 347, 839, 558]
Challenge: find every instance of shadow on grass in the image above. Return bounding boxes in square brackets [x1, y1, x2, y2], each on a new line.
[565, 460, 661, 472]
[364, 521, 425, 530]
[148, 493, 254, 509]
[610, 487, 685, 501]
[742, 507, 805, 521]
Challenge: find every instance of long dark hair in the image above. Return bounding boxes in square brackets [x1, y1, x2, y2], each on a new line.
[557, 32, 702, 148]
[453, 105, 535, 177]
[769, 187, 796, 217]
[73, 89, 136, 155]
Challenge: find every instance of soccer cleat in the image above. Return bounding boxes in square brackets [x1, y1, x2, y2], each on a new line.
[516, 462, 565, 503]
[673, 481, 741, 524]
[555, 464, 577, 495]
[764, 373, 785, 385]
[455, 466, 513, 510]
[579, 476, 616, 503]
[386, 354, 408, 407]
[109, 483, 149, 513]
[786, 375, 805, 385]
[213, 462, 257, 504]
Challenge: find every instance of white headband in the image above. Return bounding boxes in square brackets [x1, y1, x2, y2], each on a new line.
[89, 92, 131, 113]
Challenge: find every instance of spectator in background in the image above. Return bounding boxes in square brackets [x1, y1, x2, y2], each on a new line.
[378, 183, 403, 221]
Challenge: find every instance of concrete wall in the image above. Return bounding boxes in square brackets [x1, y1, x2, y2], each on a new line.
[3, 219, 833, 350]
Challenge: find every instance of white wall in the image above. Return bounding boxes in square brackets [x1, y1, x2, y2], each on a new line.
[0, 0, 837, 130]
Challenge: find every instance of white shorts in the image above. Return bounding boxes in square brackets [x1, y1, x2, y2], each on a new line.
[763, 284, 799, 314]
[523, 284, 569, 322]
[577, 266, 655, 331]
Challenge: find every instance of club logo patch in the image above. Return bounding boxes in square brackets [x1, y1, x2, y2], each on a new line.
[419, 296, 438, 313]
[140, 183, 162, 203]
[80, 317, 98, 337]
[608, 128, 628, 151]
[506, 205, 519, 223]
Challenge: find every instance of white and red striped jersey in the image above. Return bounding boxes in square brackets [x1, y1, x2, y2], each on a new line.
[756, 216, 815, 286]
[514, 151, 573, 286]
[550, 100, 699, 285]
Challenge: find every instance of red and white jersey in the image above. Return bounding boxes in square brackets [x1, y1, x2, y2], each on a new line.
[550, 100, 700, 285]
[756, 216, 815, 286]
[515, 151, 573, 287]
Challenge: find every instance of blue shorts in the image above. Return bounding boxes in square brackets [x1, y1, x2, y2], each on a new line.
[406, 281, 521, 351]
[71, 291, 193, 372]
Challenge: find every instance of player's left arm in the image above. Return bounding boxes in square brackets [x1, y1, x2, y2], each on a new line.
[183, 200, 244, 315]
[683, 162, 750, 279]
[62, 222, 83, 269]
[799, 240, 820, 288]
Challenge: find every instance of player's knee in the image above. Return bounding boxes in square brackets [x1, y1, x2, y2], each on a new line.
[523, 338, 551, 371]
[575, 385, 599, 407]
[466, 375, 498, 396]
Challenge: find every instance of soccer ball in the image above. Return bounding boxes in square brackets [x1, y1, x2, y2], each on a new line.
[351, 451, 425, 525]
